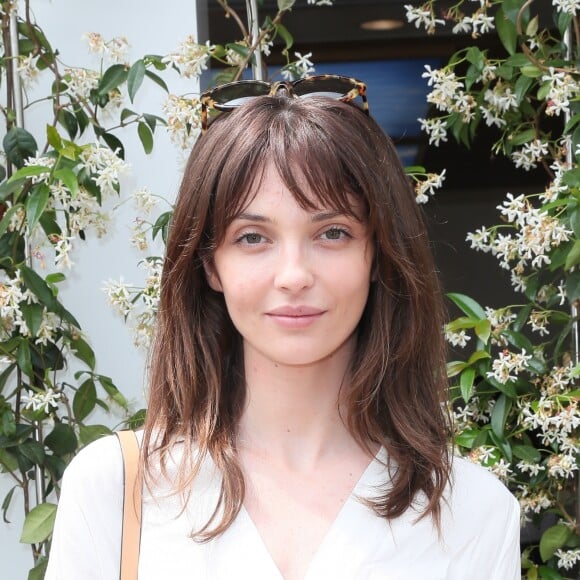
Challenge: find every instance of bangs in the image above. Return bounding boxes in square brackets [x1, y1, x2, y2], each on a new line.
[208, 95, 371, 247]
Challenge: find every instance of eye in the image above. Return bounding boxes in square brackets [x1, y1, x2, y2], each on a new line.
[321, 227, 350, 241]
[236, 232, 264, 245]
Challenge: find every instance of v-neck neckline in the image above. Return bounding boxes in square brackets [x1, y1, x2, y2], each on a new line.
[239, 446, 385, 580]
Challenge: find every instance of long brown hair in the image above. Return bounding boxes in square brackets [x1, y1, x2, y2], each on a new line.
[142, 94, 451, 538]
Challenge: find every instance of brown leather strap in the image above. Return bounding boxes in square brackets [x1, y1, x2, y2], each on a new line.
[116, 430, 142, 580]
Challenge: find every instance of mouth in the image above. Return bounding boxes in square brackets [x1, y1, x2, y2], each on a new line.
[265, 306, 326, 328]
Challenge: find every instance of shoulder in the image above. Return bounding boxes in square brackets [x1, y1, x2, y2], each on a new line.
[448, 455, 517, 508]
[63, 433, 124, 489]
[443, 455, 520, 536]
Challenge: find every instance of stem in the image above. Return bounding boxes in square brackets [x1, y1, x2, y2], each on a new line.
[217, 0, 249, 40]
[231, 9, 287, 82]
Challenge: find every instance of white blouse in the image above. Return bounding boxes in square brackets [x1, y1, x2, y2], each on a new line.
[46, 434, 520, 579]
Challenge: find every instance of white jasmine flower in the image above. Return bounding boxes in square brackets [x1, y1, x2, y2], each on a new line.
[404, 4, 445, 34]
[466, 226, 492, 252]
[133, 188, 158, 213]
[444, 328, 471, 348]
[553, 0, 580, 16]
[162, 36, 214, 79]
[528, 310, 550, 336]
[64, 67, 100, 101]
[22, 388, 62, 413]
[487, 349, 532, 384]
[163, 94, 201, 150]
[418, 117, 448, 146]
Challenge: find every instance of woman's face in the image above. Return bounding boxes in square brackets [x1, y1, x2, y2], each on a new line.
[206, 164, 374, 369]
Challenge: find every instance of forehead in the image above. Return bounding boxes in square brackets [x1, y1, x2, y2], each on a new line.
[236, 162, 366, 219]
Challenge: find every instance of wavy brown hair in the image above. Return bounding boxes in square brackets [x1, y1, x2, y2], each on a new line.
[142, 94, 451, 538]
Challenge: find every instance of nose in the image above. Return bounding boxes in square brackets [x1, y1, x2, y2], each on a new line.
[273, 243, 314, 292]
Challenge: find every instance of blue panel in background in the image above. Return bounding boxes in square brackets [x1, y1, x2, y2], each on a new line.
[309, 59, 442, 165]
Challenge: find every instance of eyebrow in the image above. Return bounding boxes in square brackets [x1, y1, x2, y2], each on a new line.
[234, 210, 349, 223]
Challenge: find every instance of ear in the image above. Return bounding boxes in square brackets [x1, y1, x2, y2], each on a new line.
[202, 258, 223, 292]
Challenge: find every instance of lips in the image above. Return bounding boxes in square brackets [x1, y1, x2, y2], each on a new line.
[265, 305, 326, 329]
[266, 305, 325, 317]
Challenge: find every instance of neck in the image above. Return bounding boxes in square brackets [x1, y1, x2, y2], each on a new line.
[237, 343, 358, 469]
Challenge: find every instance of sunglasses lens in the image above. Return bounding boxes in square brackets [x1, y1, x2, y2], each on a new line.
[293, 77, 359, 99]
[211, 82, 270, 109]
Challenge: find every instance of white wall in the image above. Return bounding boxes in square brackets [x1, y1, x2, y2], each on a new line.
[1, 1, 203, 576]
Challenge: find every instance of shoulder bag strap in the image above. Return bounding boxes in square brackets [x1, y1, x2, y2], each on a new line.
[116, 430, 142, 580]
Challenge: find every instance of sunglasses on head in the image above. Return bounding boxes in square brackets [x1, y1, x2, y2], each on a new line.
[200, 74, 369, 132]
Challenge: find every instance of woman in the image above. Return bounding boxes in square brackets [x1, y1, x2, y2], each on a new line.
[47, 76, 520, 579]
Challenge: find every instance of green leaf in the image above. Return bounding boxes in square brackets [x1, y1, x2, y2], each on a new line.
[98, 64, 128, 96]
[19, 440, 45, 465]
[454, 428, 480, 449]
[78, 424, 112, 446]
[3, 128, 38, 168]
[17, 341, 33, 378]
[137, 122, 153, 154]
[98, 375, 128, 409]
[474, 319, 491, 344]
[21, 302, 44, 337]
[100, 132, 125, 160]
[57, 109, 78, 140]
[275, 23, 294, 50]
[20, 266, 80, 327]
[226, 43, 249, 59]
[460, 367, 476, 403]
[514, 74, 533, 104]
[127, 60, 146, 103]
[2, 485, 16, 523]
[46, 125, 63, 151]
[44, 423, 77, 455]
[446, 316, 479, 332]
[526, 14, 538, 36]
[447, 293, 486, 319]
[143, 113, 164, 131]
[73, 379, 97, 422]
[0, 203, 25, 237]
[489, 431, 512, 461]
[126, 408, 147, 430]
[144, 70, 169, 93]
[447, 360, 467, 378]
[491, 394, 512, 440]
[20, 502, 57, 543]
[562, 168, 580, 187]
[7, 167, 51, 184]
[512, 445, 541, 463]
[505, 53, 530, 68]
[152, 210, 172, 242]
[53, 168, 79, 197]
[467, 350, 491, 364]
[26, 183, 50, 231]
[121, 108, 138, 123]
[70, 335, 95, 370]
[495, 7, 517, 56]
[564, 112, 580, 134]
[566, 270, 580, 302]
[537, 565, 564, 580]
[503, 329, 533, 352]
[0, 448, 18, 472]
[509, 128, 536, 147]
[539, 524, 572, 562]
[277, 0, 296, 10]
[521, 65, 542, 78]
[565, 239, 580, 270]
[28, 557, 48, 580]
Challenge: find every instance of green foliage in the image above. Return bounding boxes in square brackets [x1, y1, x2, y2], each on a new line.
[420, 0, 580, 575]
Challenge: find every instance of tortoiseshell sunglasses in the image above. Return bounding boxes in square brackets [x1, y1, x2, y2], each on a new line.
[200, 74, 369, 132]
